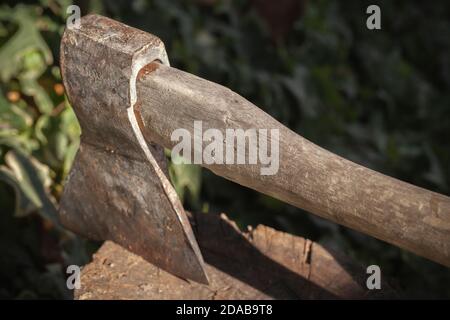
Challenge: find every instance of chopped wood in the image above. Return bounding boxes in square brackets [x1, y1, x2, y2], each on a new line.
[75, 212, 397, 299]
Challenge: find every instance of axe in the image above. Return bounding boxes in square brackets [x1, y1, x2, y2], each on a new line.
[59, 15, 450, 285]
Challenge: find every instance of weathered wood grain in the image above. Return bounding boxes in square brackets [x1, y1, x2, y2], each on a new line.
[75, 212, 396, 299]
[136, 62, 450, 267]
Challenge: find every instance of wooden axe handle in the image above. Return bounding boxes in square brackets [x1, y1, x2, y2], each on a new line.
[136, 62, 450, 267]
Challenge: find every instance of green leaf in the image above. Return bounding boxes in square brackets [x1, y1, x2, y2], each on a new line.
[19, 75, 54, 114]
[34, 114, 50, 144]
[0, 166, 36, 216]
[61, 139, 78, 180]
[169, 154, 201, 204]
[59, 104, 81, 139]
[0, 5, 52, 83]
[0, 103, 34, 133]
[0, 150, 58, 224]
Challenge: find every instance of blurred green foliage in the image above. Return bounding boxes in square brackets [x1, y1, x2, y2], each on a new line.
[0, 1, 95, 299]
[0, 0, 449, 298]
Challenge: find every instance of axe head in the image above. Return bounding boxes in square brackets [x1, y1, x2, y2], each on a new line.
[59, 15, 208, 284]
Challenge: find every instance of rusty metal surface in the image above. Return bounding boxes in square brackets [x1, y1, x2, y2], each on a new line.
[59, 14, 208, 284]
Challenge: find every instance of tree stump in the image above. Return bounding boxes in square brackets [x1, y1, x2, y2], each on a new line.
[75, 212, 396, 299]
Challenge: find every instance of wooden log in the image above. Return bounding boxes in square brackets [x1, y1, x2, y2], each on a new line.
[135, 62, 450, 267]
[75, 212, 396, 299]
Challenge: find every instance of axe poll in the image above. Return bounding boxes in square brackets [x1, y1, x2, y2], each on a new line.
[59, 15, 450, 285]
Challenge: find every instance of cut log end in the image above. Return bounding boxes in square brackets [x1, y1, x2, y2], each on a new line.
[75, 212, 397, 300]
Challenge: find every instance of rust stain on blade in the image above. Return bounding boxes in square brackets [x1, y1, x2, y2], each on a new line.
[137, 61, 161, 80]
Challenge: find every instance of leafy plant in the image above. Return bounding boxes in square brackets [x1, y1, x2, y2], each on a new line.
[0, 1, 87, 299]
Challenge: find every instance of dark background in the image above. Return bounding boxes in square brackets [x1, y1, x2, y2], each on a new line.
[0, 0, 449, 299]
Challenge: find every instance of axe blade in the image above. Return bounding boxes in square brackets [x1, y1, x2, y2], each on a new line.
[59, 14, 208, 284]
